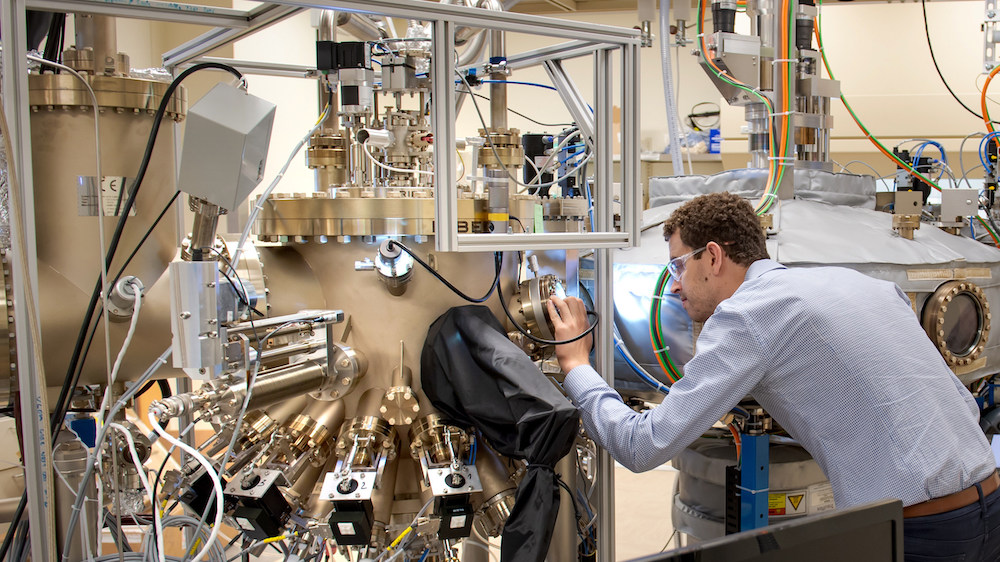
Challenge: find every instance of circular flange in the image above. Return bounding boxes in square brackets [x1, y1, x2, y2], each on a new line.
[921, 280, 991, 367]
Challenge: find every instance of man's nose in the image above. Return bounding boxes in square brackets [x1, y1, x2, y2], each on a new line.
[670, 275, 682, 294]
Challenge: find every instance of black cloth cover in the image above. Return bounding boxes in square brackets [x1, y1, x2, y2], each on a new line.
[421, 305, 581, 562]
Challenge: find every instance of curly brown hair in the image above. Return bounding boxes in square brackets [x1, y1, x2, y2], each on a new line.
[662, 192, 769, 266]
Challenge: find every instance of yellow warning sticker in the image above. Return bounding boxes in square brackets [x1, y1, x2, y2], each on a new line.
[788, 494, 804, 511]
[768, 493, 786, 516]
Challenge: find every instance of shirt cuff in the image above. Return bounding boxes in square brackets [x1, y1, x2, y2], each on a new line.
[563, 364, 610, 403]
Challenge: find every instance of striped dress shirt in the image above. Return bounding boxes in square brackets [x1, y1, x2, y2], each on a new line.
[564, 259, 997, 508]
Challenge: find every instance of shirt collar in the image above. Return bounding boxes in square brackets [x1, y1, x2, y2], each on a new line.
[744, 258, 786, 283]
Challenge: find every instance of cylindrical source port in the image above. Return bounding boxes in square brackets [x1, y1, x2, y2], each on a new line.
[306, 453, 342, 519]
[305, 399, 346, 437]
[409, 414, 471, 465]
[334, 416, 397, 470]
[712, 1, 737, 33]
[357, 387, 387, 418]
[472, 442, 518, 538]
[391, 365, 412, 388]
[265, 394, 311, 425]
[288, 460, 326, 503]
[357, 128, 395, 149]
[239, 410, 278, 449]
[243, 360, 329, 412]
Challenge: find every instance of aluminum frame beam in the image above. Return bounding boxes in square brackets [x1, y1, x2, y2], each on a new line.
[432, 19, 460, 252]
[183, 57, 318, 78]
[162, 3, 304, 68]
[275, 0, 640, 43]
[594, 47, 616, 562]
[622, 42, 641, 249]
[543, 58, 595, 148]
[458, 39, 612, 73]
[2, 2, 56, 559]
[25, 0, 252, 27]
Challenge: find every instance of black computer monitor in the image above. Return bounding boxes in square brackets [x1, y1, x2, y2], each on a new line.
[632, 498, 903, 562]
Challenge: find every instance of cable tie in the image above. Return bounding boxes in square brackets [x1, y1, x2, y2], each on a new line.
[769, 111, 795, 117]
[734, 484, 770, 495]
[770, 58, 796, 64]
[766, 156, 796, 163]
[653, 345, 671, 354]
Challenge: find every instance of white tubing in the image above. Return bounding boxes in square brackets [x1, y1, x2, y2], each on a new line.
[109, 423, 165, 562]
[147, 411, 223, 562]
[660, 0, 686, 176]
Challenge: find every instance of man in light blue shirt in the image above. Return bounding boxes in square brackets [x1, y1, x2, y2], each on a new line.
[547, 192, 1000, 561]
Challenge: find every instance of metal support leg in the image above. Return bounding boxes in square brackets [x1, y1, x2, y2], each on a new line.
[594, 47, 616, 561]
[2, 1, 56, 559]
[740, 433, 770, 531]
[431, 19, 458, 252]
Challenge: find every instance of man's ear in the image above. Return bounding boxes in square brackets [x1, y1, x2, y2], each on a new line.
[707, 241, 726, 275]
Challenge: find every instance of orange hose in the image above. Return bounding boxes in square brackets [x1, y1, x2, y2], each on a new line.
[728, 423, 743, 465]
[982, 64, 1000, 134]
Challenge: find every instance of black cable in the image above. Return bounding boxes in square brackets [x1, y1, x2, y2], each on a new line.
[495, 253, 599, 346]
[0, 496, 25, 562]
[110, 190, 180, 287]
[41, 13, 64, 66]
[385, 240, 501, 304]
[509, 216, 526, 233]
[555, 476, 593, 553]
[921, 0, 999, 124]
[56, 15, 66, 65]
[10, 521, 27, 562]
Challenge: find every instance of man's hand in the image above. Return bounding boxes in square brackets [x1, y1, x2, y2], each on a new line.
[547, 296, 593, 374]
